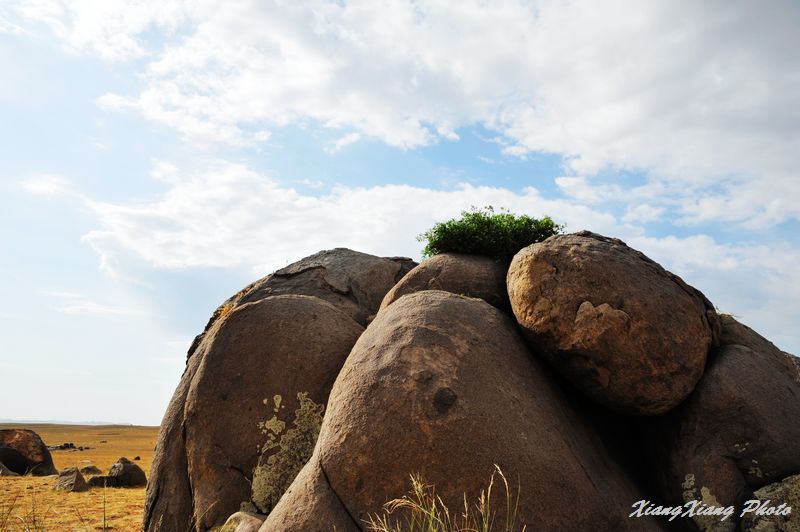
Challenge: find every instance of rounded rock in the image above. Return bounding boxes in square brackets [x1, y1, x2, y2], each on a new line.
[379, 253, 508, 312]
[507, 231, 718, 415]
[313, 290, 659, 530]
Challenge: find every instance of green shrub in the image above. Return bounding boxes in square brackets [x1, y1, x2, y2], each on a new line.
[418, 206, 562, 264]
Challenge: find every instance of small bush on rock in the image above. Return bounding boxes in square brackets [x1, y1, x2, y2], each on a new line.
[418, 206, 562, 264]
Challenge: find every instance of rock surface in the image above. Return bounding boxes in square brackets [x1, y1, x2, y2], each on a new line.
[740, 474, 800, 532]
[380, 253, 508, 312]
[259, 454, 358, 532]
[144, 294, 364, 531]
[220, 511, 266, 532]
[109, 457, 147, 487]
[55, 467, 89, 492]
[80, 465, 102, 475]
[718, 313, 789, 359]
[507, 231, 718, 415]
[307, 290, 658, 530]
[0, 429, 57, 475]
[200, 248, 415, 337]
[643, 344, 800, 531]
[87, 458, 147, 488]
[87, 475, 111, 487]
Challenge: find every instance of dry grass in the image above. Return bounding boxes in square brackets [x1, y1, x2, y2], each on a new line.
[366, 465, 526, 532]
[0, 423, 158, 531]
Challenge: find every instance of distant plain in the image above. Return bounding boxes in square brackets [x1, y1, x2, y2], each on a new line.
[0, 424, 158, 531]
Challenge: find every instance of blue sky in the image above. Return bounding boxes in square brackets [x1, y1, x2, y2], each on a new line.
[1, 1, 798, 425]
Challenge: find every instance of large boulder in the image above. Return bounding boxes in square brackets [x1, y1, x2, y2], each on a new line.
[507, 231, 719, 415]
[643, 342, 800, 531]
[55, 467, 89, 492]
[284, 290, 659, 530]
[379, 253, 509, 312]
[144, 294, 364, 531]
[0, 429, 57, 475]
[87, 458, 147, 488]
[109, 457, 147, 487]
[740, 474, 800, 531]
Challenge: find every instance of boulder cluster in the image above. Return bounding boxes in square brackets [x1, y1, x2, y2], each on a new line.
[142, 235, 800, 532]
[87, 457, 148, 488]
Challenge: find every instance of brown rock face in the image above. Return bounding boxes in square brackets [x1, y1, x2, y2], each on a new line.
[221, 511, 266, 532]
[0, 429, 57, 476]
[718, 313, 788, 358]
[740, 474, 800, 532]
[643, 343, 800, 531]
[307, 290, 658, 531]
[259, 454, 358, 532]
[379, 253, 509, 312]
[55, 467, 89, 492]
[144, 294, 364, 531]
[507, 231, 718, 415]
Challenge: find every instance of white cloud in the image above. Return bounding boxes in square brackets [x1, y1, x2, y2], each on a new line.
[325, 132, 361, 153]
[622, 204, 665, 224]
[9, 0, 799, 225]
[0, 9, 26, 34]
[19, 174, 72, 196]
[555, 176, 619, 205]
[12, 0, 191, 60]
[24, 159, 800, 353]
[628, 235, 800, 353]
[59, 160, 617, 274]
[43, 290, 149, 316]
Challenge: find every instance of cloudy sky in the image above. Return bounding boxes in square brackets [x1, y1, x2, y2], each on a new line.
[1, 0, 798, 425]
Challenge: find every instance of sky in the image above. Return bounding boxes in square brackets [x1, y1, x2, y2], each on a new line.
[1, 0, 798, 426]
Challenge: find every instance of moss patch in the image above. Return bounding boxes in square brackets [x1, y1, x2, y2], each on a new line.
[251, 392, 324, 514]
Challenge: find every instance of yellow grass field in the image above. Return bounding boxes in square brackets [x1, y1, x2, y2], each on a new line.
[0, 424, 159, 531]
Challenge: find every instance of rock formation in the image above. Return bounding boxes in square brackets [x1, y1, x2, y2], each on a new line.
[142, 236, 799, 532]
[144, 249, 410, 531]
[643, 317, 800, 531]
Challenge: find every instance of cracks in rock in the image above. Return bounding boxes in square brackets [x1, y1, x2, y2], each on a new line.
[213, 443, 252, 485]
[183, 423, 197, 531]
[319, 461, 361, 530]
[143, 482, 160, 531]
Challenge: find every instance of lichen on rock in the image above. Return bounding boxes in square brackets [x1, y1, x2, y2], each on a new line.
[251, 392, 325, 514]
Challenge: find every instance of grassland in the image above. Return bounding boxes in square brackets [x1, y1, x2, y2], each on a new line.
[0, 423, 158, 531]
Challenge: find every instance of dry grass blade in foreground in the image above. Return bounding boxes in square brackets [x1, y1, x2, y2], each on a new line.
[366, 465, 526, 532]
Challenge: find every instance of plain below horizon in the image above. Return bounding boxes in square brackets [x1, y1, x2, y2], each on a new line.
[0, 418, 157, 427]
